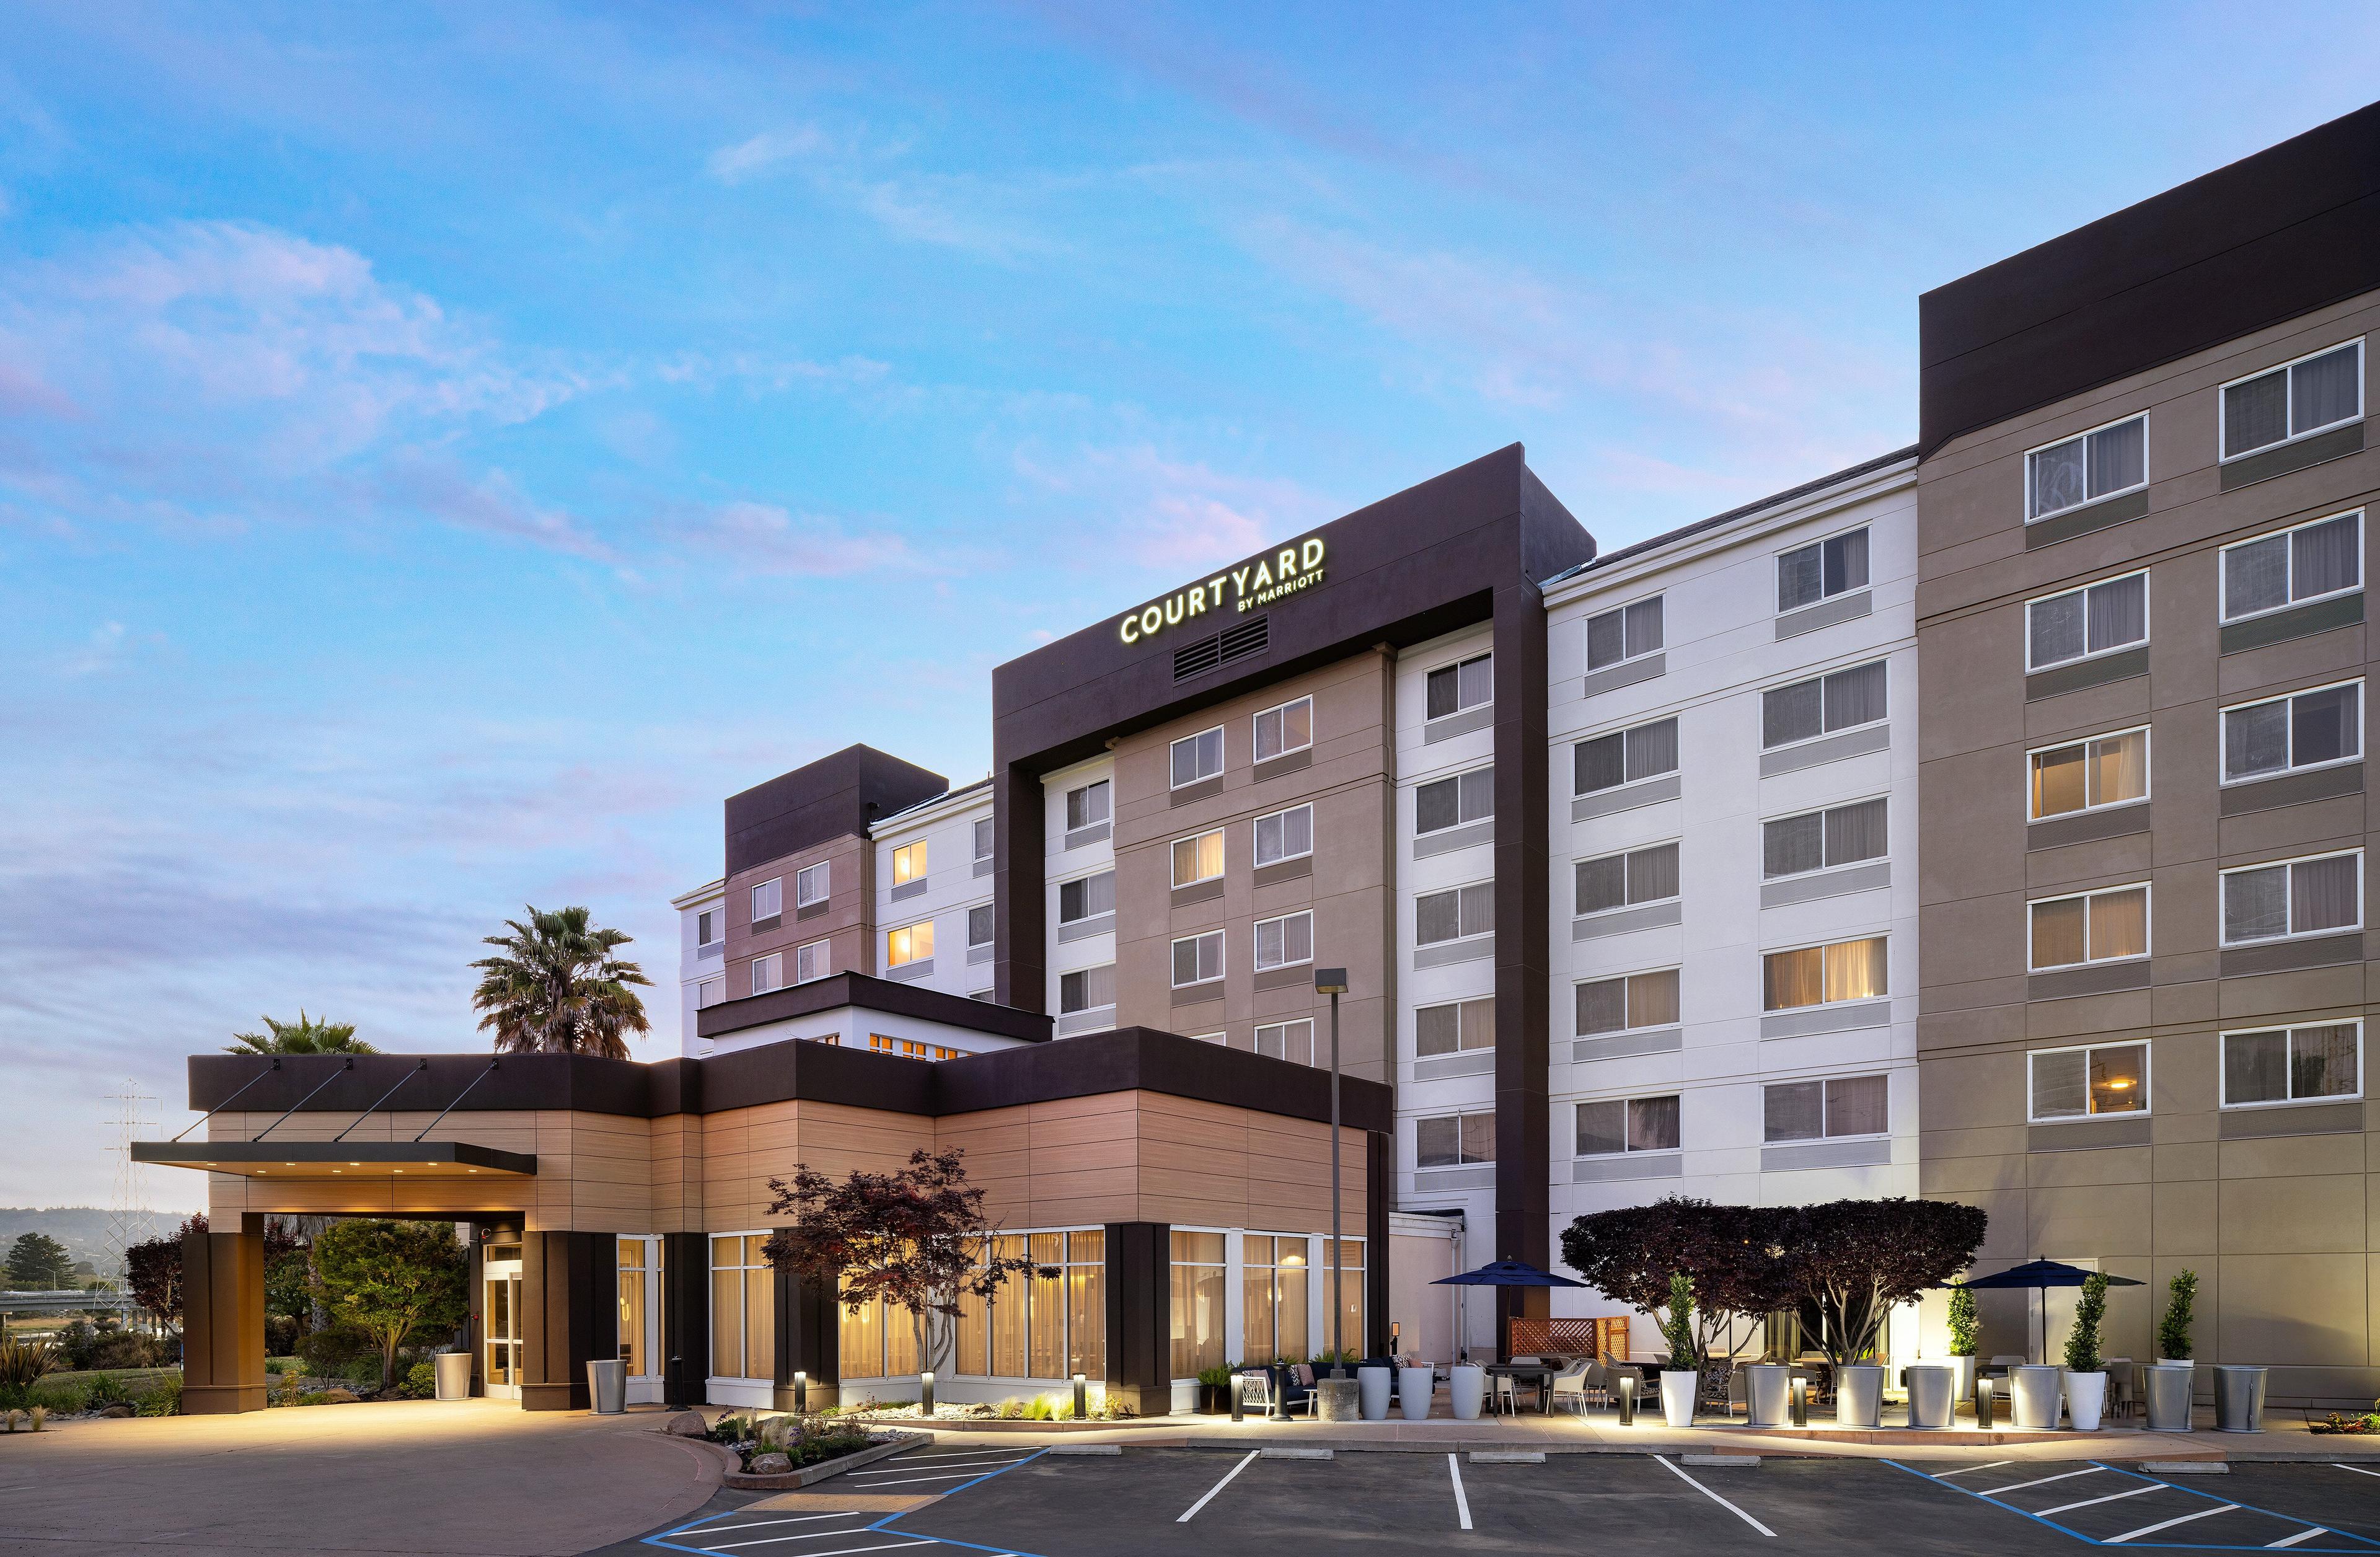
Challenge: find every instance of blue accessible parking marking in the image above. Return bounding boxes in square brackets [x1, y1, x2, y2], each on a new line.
[643, 1445, 1051, 1557]
[1886, 1460, 2380, 1553]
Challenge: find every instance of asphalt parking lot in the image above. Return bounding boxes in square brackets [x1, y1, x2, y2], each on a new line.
[631, 1446, 2380, 1557]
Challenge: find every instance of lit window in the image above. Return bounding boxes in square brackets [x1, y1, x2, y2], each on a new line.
[1255, 1019, 1314, 1064]
[1416, 1111, 1494, 1167]
[1762, 798, 1885, 880]
[1763, 936, 1887, 1010]
[1254, 695, 1313, 762]
[1425, 651, 1494, 718]
[1058, 870, 1114, 925]
[695, 976, 724, 1008]
[1575, 1095, 1678, 1156]
[1253, 910, 1313, 971]
[2220, 340, 2362, 461]
[1172, 829, 1225, 887]
[1254, 803, 1313, 867]
[1574, 970, 1678, 1036]
[892, 842, 927, 887]
[1415, 883, 1494, 945]
[708, 1234, 775, 1382]
[1761, 659, 1887, 747]
[2026, 573, 2147, 673]
[1170, 728, 1224, 788]
[886, 921, 934, 968]
[795, 862, 829, 908]
[1585, 599, 1662, 672]
[2221, 1022, 2361, 1108]
[1763, 1075, 1887, 1142]
[1060, 963, 1116, 1015]
[2030, 1041, 2148, 1121]
[751, 878, 782, 920]
[2030, 728, 2149, 820]
[2029, 884, 2149, 971]
[2026, 413, 2146, 522]
[749, 953, 783, 996]
[1416, 996, 1494, 1056]
[1065, 780, 1111, 831]
[1416, 766, 1494, 836]
[1170, 930, 1223, 987]
[973, 818, 994, 862]
[696, 909, 716, 945]
[795, 940, 829, 983]
[1778, 528, 1869, 614]
[966, 905, 993, 948]
[2220, 850, 2361, 946]
[1574, 842, 1678, 916]
[868, 1033, 896, 1053]
[2221, 511, 2361, 622]
[1574, 717, 1678, 795]
[2221, 681, 2360, 783]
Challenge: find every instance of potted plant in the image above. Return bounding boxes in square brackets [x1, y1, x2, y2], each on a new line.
[1658, 1274, 1700, 1427]
[2146, 1269, 2196, 1431]
[1397, 1353, 1434, 1421]
[1778, 1199, 1990, 1431]
[2060, 1273, 2110, 1431]
[1194, 1363, 1234, 1415]
[1945, 1277, 1980, 1408]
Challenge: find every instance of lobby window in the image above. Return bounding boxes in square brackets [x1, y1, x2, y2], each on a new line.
[1416, 995, 1494, 1056]
[2026, 572, 2147, 673]
[891, 842, 926, 888]
[1170, 728, 1225, 788]
[795, 940, 829, 983]
[1426, 651, 1494, 720]
[1253, 910, 1313, 972]
[2029, 884, 2149, 971]
[2221, 339, 2362, 461]
[951, 1230, 1108, 1381]
[1763, 935, 1887, 1010]
[1060, 962, 1116, 1016]
[750, 952, 783, 996]
[751, 877, 782, 921]
[1173, 828, 1225, 887]
[708, 1234, 775, 1382]
[1585, 598, 1662, 671]
[2222, 1022, 2361, 1108]
[2030, 728, 2149, 820]
[1416, 765, 1494, 835]
[1256, 1018, 1315, 1064]
[1574, 841, 1679, 917]
[2030, 1041, 2148, 1121]
[973, 817, 995, 863]
[1574, 717, 1678, 795]
[967, 904, 994, 949]
[2221, 850, 2361, 946]
[1416, 1111, 1494, 1168]
[2221, 511, 2361, 622]
[2026, 412, 2146, 522]
[1761, 659, 1886, 748]
[695, 976, 725, 1008]
[1575, 1095, 1679, 1157]
[1416, 882, 1494, 946]
[1169, 1232, 1226, 1379]
[1763, 797, 1885, 880]
[1058, 869, 1114, 925]
[1254, 695, 1314, 762]
[1763, 1075, 1887, 1143]
[696, 909, 716, 946]
[1254, 803, 1313, 867]
[1240, 1236, 1309, 1365]
[1171, 930, 1223, 987]
[2221, 681, 2361, 784]
[1575, 969, 1678, 1036]
[1778, 527, 1869, 613]
[795, 861, 829, 909]
[886, 920, 933, 968]
[1066, 778, 1111, 831]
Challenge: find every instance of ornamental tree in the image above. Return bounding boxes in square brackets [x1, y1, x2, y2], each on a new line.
[124, 1214, 304, 1327]
[2157, 1269, 2198, 1362]
[1778, 1198, 1988, 1367]
[310, 1219, 468, 1386]
[1558, 1197, 1798, 1367]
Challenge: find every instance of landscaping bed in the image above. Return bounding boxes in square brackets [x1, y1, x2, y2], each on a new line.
[695, 1411, 923, 1488]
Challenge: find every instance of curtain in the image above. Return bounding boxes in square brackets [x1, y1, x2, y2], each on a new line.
[2223, 534, 2290, 616]
[2224, 865, 2288, 942]
[2290, 853, 2359, 933]
[1576, 979, 1625, 1036]
[1574, 733, 1624, 793]
[1417, 890, 1461, 943]
[1458, 767, 1496, 821]
[1029, 1234, 1064, 1378]
[1455, 999, 1492, 1050]
[2091, 730, 2148, 806]
[2030, 437, 2086, 514]
[2089, 888, 2148, 961]
[2292, 513, 2360, 598]
[1628, 843, 1680, 904]
[1243, 1252, 1280, 1364]
[2292, 1024, 2359, 1100]
[1328, 1240, 1363, 1359]
[884, 1302, 917, 1378]
[1415, 1117, 1458, 1168]
[1763, 1081, 1822, 1143]
[2223, 1030, 2289, 1105]
[2032, 744, 2087, 817]
[1628, 970, 1679, 1029]
[840, 1296, 881, 1380]
[2086, 574, 2146, 653]
[2293, 684, 2360, 766]
[1827, 798, 1888, 866]
[2087, 416, 2144, 495]
[1765, 813, 1823, 878]
[2031, 898, 2087, 968]
[1416, 777, 1460, 833]
[1459, 1113, 1495, 1163]
[1778, 543, 1822, 612]
[2031, 1049, 2087, 1119]
[1763, 680, 1822, 746]
[712, 1262, 743, 1377]
[1627, 717, 1679, 780]
[1825, 1074, 1889, 1137]
[2291, 344, 2361, 433]
[2225, 702, 2290, 780]
[2029, 591, 2086, 666]
[1575, 1100, 1624, 1156]
[1168, 1233, 1224, 1378]
[2088, 1044, 2146, 1114]
[1457, 653, 1494, 707]
[2224, 373, 2288, 456]
[1276, 1257, 1309, 1361]
[956, 1284, 988, 1375]
[1418, 1003, 1463, 1054]
[1823, 660, 1887, 730]
[1067, 1233, 1106, 1377]
[992, 1236, 1028, 1376]
[1627, 1095, 1680, 1152]
[1825, 937, 1888, 1002]
[1460, 883, 1496, 935]
[1576, 857, 1625, 916]
[1586, 611, 1625, 670]
[743, 1238, 774, 1381]
[1763, 946, 1823, 1010]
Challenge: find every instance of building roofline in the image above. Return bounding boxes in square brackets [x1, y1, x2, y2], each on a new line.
[870, 774, 994, 836]
[669, 878, 725, 909]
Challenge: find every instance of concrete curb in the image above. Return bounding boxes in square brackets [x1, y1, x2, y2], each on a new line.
[704, 1429, 932, 1490]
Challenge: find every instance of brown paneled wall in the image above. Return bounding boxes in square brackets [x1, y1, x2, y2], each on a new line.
[726, 832, 871, 997]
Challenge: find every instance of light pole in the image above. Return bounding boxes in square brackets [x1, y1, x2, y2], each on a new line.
[1314, 966, 1349, 1380]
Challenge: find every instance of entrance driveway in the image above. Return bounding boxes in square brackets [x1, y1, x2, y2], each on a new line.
[0, 1400, 718, 1556]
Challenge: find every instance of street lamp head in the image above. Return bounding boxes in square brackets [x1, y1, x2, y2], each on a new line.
[1313, 967, 1349, 995]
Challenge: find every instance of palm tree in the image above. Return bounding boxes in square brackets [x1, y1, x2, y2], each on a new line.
[470, 904, 651, 1060]
[226, 1011, 377, 1055]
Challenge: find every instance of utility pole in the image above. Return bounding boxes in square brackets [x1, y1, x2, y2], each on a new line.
[1313, 968, 1349, 1379]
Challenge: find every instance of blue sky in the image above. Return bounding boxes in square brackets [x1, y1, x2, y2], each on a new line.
[6, 2, 2379, 1207]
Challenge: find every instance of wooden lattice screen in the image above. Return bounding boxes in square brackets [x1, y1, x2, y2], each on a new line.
[1507, 1316, 1629, 1359]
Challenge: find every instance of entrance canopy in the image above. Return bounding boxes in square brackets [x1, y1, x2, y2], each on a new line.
[131, 1140, 536, 1181]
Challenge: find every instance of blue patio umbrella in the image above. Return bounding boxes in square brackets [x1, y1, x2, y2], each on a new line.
[1951, 1259, 2141, 1364]
[1432, 1258, 1588, 1288]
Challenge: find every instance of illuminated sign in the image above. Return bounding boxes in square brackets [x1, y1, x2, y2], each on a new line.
[1119, 536, 1327, 645]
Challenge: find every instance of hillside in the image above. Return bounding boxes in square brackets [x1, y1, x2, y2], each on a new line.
[0, 1207, 180, 1272]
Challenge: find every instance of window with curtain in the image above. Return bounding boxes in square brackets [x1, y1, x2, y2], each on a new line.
[1416, 765, 1495, 834]
[886, 922, 933, 967]
[1416, 1111, 1494, 1167]
[1763, 1074, 1889, 1142]
[2221, 681, 2361, 783]
[1761, 659, 1887, 748]
[1585, 598, 1664, 671]
[948, 1230, 1106, 1381]
[1575, 1095, 1680, 1155]
[2030, 728, 2149, 819]
[1170, 728, 1225, 788]
[1425, 652, 1494, 718]
[967, 904, 994, 948]
[1169, 1232, 1226, 1379]
[751, 953, 783, 996]
[1173, 829, 1225, 886]
[1763, 936, 1887, 1010]
[1777, 527, 1871, 612]
[2221, 511, 2361, 621]
[2027, 572, 2148, 671]
[1762, 797, 1886, 878]
[1058, 870, 1115, 924]
[891, 841, 927, 886]
[2030, 1042, 2148, 1121]
[1170, 931, 1223, 986]
[1254, 803, 1313, 867]
[1574, 717, 1680, 795]
[752, 877, 783, 920]
[2027, 413, 2147, 521]
[1253, 911, 1313, 971]
[1575, 969, 1679, 1035]
[1256, 1018, 1314, 1064]
[616, 1239, 648, 1374]
[1416, 995, 1494, 1056]
[2029, 884, 2149, 971]
[973, 818, 995, 862]
[1253, 695, 1313, 761]
[710, 1234, 775, 1382]
[1059, 963, 1115, 1014]
[2222, 1023, 2361, 1108]
[1416, 883, 1494, 945]
[1066, 779, 1111, 830]
[2221, 341, 2363, 460]
[988, 1234, 1027, 1376]
[1574, 842, 1680, 915]
[1240, 1235, 1310, 1365]
[1324, 1239, 1365, 1361]
[2221, 851, 2362, 945]
[795, 862, 829, 907]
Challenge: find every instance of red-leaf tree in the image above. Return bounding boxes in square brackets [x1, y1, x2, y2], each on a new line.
[125, 1214, 306, 1326]
[1558, 1197, 1799, 1366]
[762, 1149, 1047, 1382]
[1779, 1198, 1989, 1366]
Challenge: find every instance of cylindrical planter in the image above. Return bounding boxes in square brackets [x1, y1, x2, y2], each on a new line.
[1399, 1365, 1434, 1422]
[1834, 1363, 1885, 1428]
[1357, 1365, 1393, 1421]
[2144, 1362, 2195, 1431]
[1905, 1364, 1955, 1429]
[2063, 1370, 2107, 1431]
[2213, 1365, 2266, 1433]
[1744, 1363, 1792, 1427]
[585, 1357, 625, 1415]
[2010, 1364, 2063, 1429]
[1948, 1354, 1977, 1407]
[1448, 1364, 1485, 1421]
[433, 1350, 472, 1401]
[1659, 1369, 1698, 1427]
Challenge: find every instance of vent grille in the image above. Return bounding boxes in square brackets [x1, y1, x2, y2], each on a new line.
[1172, 633, 1222, 681]
[1171, 614, 1269, 681]
[1219, 616, 1269, 663]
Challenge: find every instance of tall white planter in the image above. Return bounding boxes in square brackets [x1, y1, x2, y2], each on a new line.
[2063, 1370, 2107, 1431]
[1659, 1370, 1697, 1427]
[1398, 1365, 1434, 1422]
[1833, 1364, 1885, 1429]
[1448, 1364, 1484, 1421]
[1947, 1354, 1977, 1408]
[1357, 1364, 1393, 1421]
[2010, 1364, 2062, 1429]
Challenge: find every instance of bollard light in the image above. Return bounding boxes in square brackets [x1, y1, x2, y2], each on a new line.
[1616, 1375, 1636, 1427]
[1073, 1372, 1088, 1420]
[1789, 1377, 1808, 1427]
[793, 1370, 807, 1414]
[920, 1370, 935, 1418]
[1231, 1375, 1246, 1422]
[1975, 1377, 1994, 1431]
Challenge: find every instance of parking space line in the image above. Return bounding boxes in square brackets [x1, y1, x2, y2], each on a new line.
[2039, 1485, 2165, 1517]
[703, 1538, 928, 1555]
[1654, 1454, 1776, 1538]
[852, 1458, 1030, 1477]
[1176, 1450, 1259, 1523]
[2270, 1530, 2334, 1549]
[2107, 1502, 2239, 1543]
[1447, 1454, 1471, 1532]
[853, 1471, 1021, 1488]
[1934, 1462, 2016, 1478]
[1986, 1468, 2110, 1496]
[682, 1514, 864, 1534]
[2335, 1465, 2380, 1480]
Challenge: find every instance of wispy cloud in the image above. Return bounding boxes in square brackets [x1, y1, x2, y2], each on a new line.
[704, 121, 1061, 262]
[1012, 441, 1336, 573]
[707, 124, 835, 185]
[662, 499, 923, 577]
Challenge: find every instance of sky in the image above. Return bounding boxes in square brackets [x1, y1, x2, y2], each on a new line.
[4, 1, 2379, 1211]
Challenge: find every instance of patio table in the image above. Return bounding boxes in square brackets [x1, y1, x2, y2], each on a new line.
[1483, 1362, 1557, 1413]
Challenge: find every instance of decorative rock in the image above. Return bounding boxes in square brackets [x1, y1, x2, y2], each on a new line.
[100, 1404, 137, 1418]
[666, 1410, 709, 1437]
[319, 1388, 360, 1404]
[747, 1452, 793, 1476]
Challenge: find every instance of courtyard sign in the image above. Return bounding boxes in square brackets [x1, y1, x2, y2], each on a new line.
[1118, 536, 1328, 645]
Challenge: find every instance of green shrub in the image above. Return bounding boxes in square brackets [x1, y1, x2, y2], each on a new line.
[343, 1354, 386, 1393]
[398, 1361, 437, 1399]
[265, 1357, 303, 1375]
[298, 1326, 366, 1375]
[1194, 1363, 1233, 1388]
[82, 1374, 131, 1409]
[29, 1380, 88, 1414]
[0, 1338, 59, 1411]
[133, 1375, 181, 1416]
[1946, 1279, 1980, 1357]
[1659, 1273, 1698, 1369]
[1022, 1394, 1056, 1421]
[2158, 1270, 2198, 1362]
[2063, 1273, 2109, 1374]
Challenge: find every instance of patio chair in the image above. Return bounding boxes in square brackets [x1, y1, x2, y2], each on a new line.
[1699, 1359, 1736, 1411]
[1582, 1359, 1611, 1408]
[1491, 1371, 1526, 1415]
[1548, 1361, 1591, 1416]
[1233, 1367, 1274, 1415]
[1288, 1363, 1320, 1418]
[2105, 1359, 2135, 1420]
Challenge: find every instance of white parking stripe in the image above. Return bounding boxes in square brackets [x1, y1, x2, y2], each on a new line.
[1654, 1455, 1775, 1538]
[846, 1470, 1013, 1488]
[2107, 1503, 2239, 1543]
[702, 1538, 930, 1555]
[2334, 1463, 2380, 1480]
[2037, 1484, 2165, 1517]
[686, 1514, 873, 1536]
[852, 1458, 1025, 1476]
[2267, 1529, 2331, 1549]
[692, 1531, 882, 1550]
[1447, 1454, 1471, 1532]
[1932, 1462, 2015, 1478]
[1177, 1450, 1259, 1523]
[1982, 1468, 2107, 1496]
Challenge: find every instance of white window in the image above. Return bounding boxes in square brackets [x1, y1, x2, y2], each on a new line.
[1574, 842, 1678, 916]
[2029, 1041, 2149, 1121]
[695, 976, 725, 1008]
[696, 909, 716, 945]
[1416, 995, 1494, 1056]
[1170, 728, 1224, 788]
[1187, 1031, 1225, 1044]
[1058, 870, 1114, 925]
[1585, 598, 1662, 671]
[1574, 969, 1677, 1036]
[1761, 659, 1887, 748]
[1254, 803, 1313, 867]
[1763, 936, 1887, 1011]
[750, 953, 783, 996]
[1416, 1111, 1494, 1168]
[1066, 779, 1111, 830]
[1059, 963, 1116, 1015]
[1778, 527, 1869, 614]
[2221, 1021, 2361, 1108]
[891, 843, 926, 888]
[1763, 1075, 1888, 1143]
[1170, 930, 1223, 987]
[751, 878, 782, 921]
[2221, 680, 2361, 784]
[795, 940, 829, 983]
[885, 920, 933, 968]
[1255, 1018, 1314, 1064]
[708, 1233, 775, 1382]
[1425, 651, 1494, 718]
[1172, 829, 1225, 886]
[1574, 717, 1678, 795]
[1254, 695, 1313, 762]
[1574, 1095, 1678, 1156]
[2029, 884, 2149, 971]
[2220, 850, 2361, 946]
[1415, 882, 1494, 945]
[973, 817, 995, 862]
[2026, 412, 2147, 522]
[1415, 765, 1494, 835]
[1762, 798, 1886, 880]
[2220, 339, 2363, 461]
[1253, 911, 1313, 972]
[2027, 571, 2148, 672]
[2030, 728, 2149, 820]
[795, 862, 829, 909]
[966, 904, 994, 948]
[2220, 511, 2361, 622]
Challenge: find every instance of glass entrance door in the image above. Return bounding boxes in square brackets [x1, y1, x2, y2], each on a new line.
[617, 1236, 664, 1404]
[484, 1258, 523, 1401]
